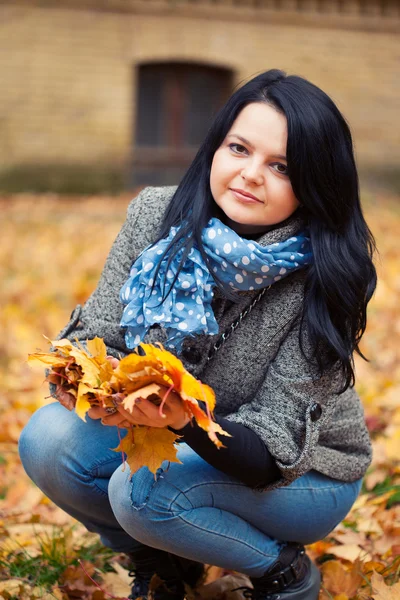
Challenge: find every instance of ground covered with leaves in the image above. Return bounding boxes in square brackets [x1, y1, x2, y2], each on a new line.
[1, 191, 399, 599]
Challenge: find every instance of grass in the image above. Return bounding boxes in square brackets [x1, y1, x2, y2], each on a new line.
[0, 524, 117, 592]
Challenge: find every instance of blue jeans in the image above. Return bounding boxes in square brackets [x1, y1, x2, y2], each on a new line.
[19, 402, 362, 577]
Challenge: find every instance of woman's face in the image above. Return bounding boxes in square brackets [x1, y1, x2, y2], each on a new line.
[210, 102, 300, 235]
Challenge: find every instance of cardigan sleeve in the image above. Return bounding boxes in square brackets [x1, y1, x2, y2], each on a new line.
[53, 186, 169, 358]
[169, 411, 282, 488]
[223, 318, 342, 490]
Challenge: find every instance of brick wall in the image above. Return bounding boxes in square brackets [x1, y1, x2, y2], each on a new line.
[0, 1, 398, 189]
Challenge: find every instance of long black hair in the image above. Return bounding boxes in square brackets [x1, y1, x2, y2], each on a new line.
[153, 69, 377, 391]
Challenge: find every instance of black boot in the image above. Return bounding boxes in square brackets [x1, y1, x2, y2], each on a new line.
[233, 542, 321, 600]
[127, 545, 204, 600]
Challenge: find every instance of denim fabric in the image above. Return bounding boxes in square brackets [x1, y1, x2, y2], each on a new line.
[19, 402, 362, 577]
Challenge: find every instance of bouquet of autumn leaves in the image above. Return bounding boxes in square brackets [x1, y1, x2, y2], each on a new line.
[28, 337, 230, 475]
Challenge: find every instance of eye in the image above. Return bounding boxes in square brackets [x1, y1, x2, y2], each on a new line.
[229, 143, 248, 155]
[271, 163, 288, 175]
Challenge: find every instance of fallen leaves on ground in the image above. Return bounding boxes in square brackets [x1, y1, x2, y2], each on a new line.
[1, 191, 399, 599]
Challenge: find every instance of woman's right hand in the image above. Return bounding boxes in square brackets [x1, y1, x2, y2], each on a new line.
[87, 404, 132, 427]
[87, 356, 126, 424]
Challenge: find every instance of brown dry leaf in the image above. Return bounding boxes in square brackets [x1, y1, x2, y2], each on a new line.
[320, 559, 363, 597]
[59, 562, 105, 599]
[373, 533, 400, 555]
[331, 528, 369, 547]
[113, 426, 182, 475]
[364, 468, 389, 491]
[101, 562, 132, 596]
[370, 571, 400, 599]
[196, 572, 252, 599]
[0, 523, 59, 558]
[0, 579, 26, 599]
[0, 480, 44, 518]
[2, 193, 400, 596]
[328, 544, 373, 562]
[384, 431, 400, 462]
[30, 588, 66, 600]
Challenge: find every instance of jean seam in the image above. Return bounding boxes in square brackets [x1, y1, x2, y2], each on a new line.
[88, 457, 121, 478]
[85, 457, 122, 498]
[165, 481, 357, 516]
[175, 512, 279, 560]
[173, 480, 354, 496]
[168, 481, 247, 509]
[92, 481, 111, 497]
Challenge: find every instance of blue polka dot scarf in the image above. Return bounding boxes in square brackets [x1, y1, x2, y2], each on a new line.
[120, 218, 312, 352]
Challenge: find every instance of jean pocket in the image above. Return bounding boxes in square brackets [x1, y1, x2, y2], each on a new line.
[130, 466, 164, 510]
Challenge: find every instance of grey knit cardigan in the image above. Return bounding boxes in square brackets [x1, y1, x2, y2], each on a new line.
[57, 186, 372, 491]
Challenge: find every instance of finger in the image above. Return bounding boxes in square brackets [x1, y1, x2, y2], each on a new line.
[101, 412, 129, 427]
[129, 398, 168, 421]
[106, 356, 120, 369]
[88, 407, 107, 420]
[117, 403, 148, 425]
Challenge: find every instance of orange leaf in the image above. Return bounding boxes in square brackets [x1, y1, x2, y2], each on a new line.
[123, 383, 164, 412]
[185, 397, 231, 447]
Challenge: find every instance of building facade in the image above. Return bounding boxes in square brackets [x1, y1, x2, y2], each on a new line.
[0, 0, 399, 191]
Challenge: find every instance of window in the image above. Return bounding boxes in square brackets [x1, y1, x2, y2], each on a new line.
[131, 62, 233, 187]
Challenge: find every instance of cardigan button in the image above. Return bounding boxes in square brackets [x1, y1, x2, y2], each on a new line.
[181, 346, 202, 364]
[310, 402, 322, 422]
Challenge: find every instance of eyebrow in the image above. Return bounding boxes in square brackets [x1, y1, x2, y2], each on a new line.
[227, 134, 287, 161]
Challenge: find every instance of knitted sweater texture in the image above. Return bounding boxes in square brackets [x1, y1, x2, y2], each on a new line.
[57, 186, 372, 491]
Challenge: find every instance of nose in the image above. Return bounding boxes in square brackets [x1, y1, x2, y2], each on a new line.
[241, 159, 264, 185]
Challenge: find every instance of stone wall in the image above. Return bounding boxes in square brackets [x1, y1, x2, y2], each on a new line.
[0, 0, 398, 190]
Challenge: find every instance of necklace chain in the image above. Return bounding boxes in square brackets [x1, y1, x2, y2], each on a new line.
[207, 285, 271, 361]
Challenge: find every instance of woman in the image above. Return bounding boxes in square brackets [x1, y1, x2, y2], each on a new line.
[19, 69, 376, 600]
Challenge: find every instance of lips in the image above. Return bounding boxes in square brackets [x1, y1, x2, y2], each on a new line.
[230, 188, 262, 203]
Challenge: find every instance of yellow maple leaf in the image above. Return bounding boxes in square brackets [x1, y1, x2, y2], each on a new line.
[113, 426, 182, 475]
[75, 381, 93, 421]
[39, 336, 75, 353]
[86, 336, 107, 363]
[27, 352, 70, 368]
[68, 346, 100, 388]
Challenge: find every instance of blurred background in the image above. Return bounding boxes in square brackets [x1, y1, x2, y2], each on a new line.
[0, 0, 399, 193]
[1, 2, 400, 598]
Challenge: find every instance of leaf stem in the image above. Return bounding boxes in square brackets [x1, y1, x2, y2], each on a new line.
[78, 559, 130, 600]
[117, 426, 126, 471]
[159, 383, 175, 418]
